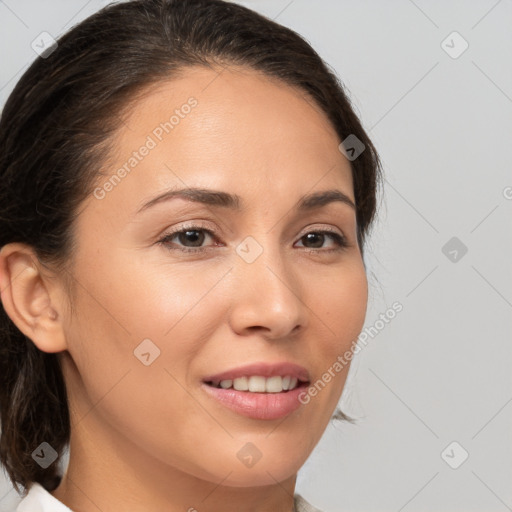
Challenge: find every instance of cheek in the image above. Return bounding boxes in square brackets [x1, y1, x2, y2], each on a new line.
[62, 249, 219, 394]
[75, 245, 229, 344]
[120, 259, 232, 356]
[320, 261, 368, 347]
[308, 262, 367, 404]
[62, 257, 234, 478]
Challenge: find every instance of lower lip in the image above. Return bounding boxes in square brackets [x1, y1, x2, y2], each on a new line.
[201, 382, 308, 420]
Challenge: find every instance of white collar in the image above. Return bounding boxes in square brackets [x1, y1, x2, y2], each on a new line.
[16, 482, 73, 512]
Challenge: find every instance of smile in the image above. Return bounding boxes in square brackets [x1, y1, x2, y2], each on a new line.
[205, 375, 302, 393]
[201, 362, 311, 420]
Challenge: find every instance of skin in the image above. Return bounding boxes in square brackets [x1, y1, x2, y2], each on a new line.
[0, 65, 368, 512]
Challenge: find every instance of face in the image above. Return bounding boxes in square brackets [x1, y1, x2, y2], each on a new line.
[57, 65, 368, 487]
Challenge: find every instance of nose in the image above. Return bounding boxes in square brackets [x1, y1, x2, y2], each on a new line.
[228, 242, 308, 340]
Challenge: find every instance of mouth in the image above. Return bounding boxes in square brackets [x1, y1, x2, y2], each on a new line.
[204, 375, 308, 393]
[201, 362, 311, 420]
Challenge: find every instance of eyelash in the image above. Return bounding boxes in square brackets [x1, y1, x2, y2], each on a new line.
[157, 223, 349, 254]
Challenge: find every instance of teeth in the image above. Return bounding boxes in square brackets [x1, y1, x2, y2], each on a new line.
[265, 376, 282, 393]
[248, 376, 266, 392]
[216, 375, 301, 393]
[233, 376, 248, 391]
[220, 379, 232, 389]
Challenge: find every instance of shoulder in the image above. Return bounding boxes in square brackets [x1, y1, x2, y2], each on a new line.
[15, 482, 73, 512]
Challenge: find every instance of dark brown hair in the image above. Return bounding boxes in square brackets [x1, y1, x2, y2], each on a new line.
[0, 0, 382, 495]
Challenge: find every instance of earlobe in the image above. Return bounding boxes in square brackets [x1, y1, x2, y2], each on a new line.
[0, 243, 67, 353]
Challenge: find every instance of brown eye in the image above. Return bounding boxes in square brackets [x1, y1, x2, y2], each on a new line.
[295, 230, 348, 252]
[158, 226, 217, 253]
[175, 230, 206, 247]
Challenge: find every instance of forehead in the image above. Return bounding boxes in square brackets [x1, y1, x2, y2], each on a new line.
[87, 64, 354, 218]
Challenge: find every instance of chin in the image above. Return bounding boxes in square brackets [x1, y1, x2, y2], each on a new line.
[216, 464, 299, 487]
[183, 444, 304, 488]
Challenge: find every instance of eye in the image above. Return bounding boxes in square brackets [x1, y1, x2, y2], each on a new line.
[157, 224, 349, 254]
[295, 229, 349, 252]
[158, 224, 218, 253]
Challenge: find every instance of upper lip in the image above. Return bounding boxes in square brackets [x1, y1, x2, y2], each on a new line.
[202, 362, 310, 384]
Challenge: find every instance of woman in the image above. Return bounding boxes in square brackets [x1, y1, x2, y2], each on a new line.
[0, 0, 382, 510]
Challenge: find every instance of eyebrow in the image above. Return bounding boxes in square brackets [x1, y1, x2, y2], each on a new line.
[136, 187, 356, 214]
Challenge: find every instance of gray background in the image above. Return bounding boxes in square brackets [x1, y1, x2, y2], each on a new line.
[1, 1, 511, 511]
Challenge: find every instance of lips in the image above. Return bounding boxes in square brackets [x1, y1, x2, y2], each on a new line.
[201, 362, 312, 419]
[202, 361, 310, 385]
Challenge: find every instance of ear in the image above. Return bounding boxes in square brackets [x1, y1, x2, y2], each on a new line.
[0, 242, 68, 353]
